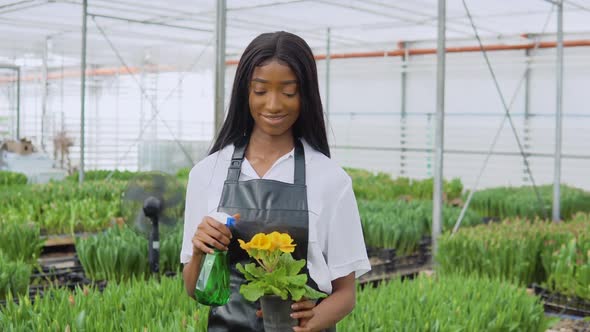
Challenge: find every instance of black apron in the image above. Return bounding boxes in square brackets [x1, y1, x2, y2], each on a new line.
[207, 137, 324, 332]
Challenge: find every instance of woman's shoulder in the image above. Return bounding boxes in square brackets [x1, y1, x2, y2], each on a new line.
[187, 144, 233, 184]
[302, 140, 351, 189]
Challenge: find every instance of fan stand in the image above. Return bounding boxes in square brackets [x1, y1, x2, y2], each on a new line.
[143, 196, 162, 274]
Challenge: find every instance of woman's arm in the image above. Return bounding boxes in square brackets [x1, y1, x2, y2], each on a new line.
[182, 215, 233, 297]
[292, 272, 356, 332]
[183, 251, 204, 298]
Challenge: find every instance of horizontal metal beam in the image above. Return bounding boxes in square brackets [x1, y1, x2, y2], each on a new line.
[327, 111, 590, 118]
[87, 13, 212, 32]
[331, 145, 590, 160]
[0, 64, 19, 70]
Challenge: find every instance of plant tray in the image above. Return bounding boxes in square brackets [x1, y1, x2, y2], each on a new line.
[366, 247, 396, 263]
[532, 284, 590, 317]
[396, 253, 429, 268]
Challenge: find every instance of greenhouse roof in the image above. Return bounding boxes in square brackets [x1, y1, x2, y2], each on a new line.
[0, 0, 588, 69]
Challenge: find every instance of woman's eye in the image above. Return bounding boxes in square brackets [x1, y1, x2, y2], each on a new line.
[253, 90, 266, 96]
[283, 92, 297, 98]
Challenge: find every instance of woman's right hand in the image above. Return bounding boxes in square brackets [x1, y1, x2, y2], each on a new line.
[192, 215, 237, 254]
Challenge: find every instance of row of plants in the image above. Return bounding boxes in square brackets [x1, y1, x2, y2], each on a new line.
[0, 220, 44, 265]
[0, 221, 44, 300]
[0, 171, 28, 186]
[546, 237, 590, 300]
[67, 168, 192, 183]
[359, 199, 481, 254]
[338, 274, 552, 332]
[1, 273, 551, 331]
[345, 167, 464, 202]
[436, 213, 590, 300]
[0, 181, 125, 234]
[468, 184, 590, 220]
[76, 225, 183, 282]
[66, 170, 143, 182]
[0, 253, 30, 301]
[0, 276, 209, 331]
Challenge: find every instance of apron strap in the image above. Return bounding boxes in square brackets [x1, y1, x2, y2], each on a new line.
[294, 139, 305, 186]
[226, 136, 306, 185]
[226, 136, 248, 182]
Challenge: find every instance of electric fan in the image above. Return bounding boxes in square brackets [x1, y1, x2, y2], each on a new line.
[121, 172, 185, 273]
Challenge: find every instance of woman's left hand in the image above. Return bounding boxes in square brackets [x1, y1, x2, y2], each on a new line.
[291, 299, 318, 332]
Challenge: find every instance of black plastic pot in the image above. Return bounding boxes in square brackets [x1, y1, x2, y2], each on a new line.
[259, 295, 298, 332]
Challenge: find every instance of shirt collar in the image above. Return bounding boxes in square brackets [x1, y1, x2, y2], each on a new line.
[219, 138, 315, 165]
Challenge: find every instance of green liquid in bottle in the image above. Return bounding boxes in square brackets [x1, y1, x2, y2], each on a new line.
[195, 250, 231, 306]
[194, 216, 234, 306]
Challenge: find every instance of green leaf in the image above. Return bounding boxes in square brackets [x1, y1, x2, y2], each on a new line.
[288, 286, 306, 301]
[244, 263, 266, 279]
[269, 285, 289, 300]
[284, 274, 307, 287]
[279, 253, 306, 276]
[304, 285, 327, 300]
[239, 282, 265, 302]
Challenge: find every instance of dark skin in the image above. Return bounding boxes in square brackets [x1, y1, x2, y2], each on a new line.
[183, 60, 356, 332]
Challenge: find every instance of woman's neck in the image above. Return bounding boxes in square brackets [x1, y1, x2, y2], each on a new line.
[246, 128, 295, 177]
[248, 128, 294, 157]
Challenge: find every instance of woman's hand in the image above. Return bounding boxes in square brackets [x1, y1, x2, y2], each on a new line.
[254, 299, 318, 331]
[192, 214, 237, 254]
[291, 299, 318, 332]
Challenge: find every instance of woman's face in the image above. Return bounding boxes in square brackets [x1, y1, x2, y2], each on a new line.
[248, 60, 300, 139]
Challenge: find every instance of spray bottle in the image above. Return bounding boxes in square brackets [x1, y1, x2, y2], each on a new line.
[195, 212, 235, 306]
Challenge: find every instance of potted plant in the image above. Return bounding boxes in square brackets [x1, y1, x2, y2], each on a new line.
[236, 232, 326, 331]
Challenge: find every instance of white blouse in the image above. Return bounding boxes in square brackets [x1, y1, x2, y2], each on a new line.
[180, 139, 371, 294]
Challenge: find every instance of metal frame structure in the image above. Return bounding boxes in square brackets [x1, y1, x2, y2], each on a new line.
[0, 64, 21, 139]
[0, 0, 585, 253]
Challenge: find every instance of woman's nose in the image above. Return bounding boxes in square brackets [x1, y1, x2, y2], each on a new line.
[266, 92, 281, 112]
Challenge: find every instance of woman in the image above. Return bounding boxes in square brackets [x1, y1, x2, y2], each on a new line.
[181, 31, 370, 332]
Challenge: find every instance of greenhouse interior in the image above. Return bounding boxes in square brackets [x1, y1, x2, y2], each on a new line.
[1, 0, 590, 330]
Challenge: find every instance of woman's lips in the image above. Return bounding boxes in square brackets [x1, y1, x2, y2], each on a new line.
[261, 114, 287, 125]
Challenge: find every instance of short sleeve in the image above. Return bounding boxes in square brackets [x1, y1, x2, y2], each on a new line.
[325, 177, 371, 280]
[180, 168, 208, 264]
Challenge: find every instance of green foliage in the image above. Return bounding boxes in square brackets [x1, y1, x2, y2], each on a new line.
[344, 167, 464, 202]
[0, 220, 44, 265]
[468, 184, 590, 220]
[160, 225, 184, 273]
[176, 167, 191, 180]
[0, 276, 209, 331]
[437, 213, 590, 300]
[76, 226, 149, 282]
[544, 235, 590, 300]
[66, 169, 140, 182]
[0, 253, 30, 300]
[236, 253, 326, 302]
[0, 170, 27, 185]
[338, 274, 553, 332]
[0, 180, 125, 234]
[76, 225, 183, 282]
[359, 199, 481, 253]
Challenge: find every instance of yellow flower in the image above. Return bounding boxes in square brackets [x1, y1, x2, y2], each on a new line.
[275, 232, 296, 253]
[249, 233, 271, 250]
[267, 232, 282, 251]
[238, 239, 251, 250]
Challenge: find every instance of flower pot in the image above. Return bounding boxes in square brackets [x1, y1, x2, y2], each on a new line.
[259, 295, 298, 332]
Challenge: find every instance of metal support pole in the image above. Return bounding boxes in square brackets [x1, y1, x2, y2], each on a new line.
[523, 48, 531, 183]
[16, 67, 21, 139]
[79, 0, 87, 184]
[214, 0, 227, 135]
[41, 37, 49, 152]
[325, 27, 331, 127]
[400, 43, 408, 176]
[432, 0, 446, 259]
[553, 0, 564, 222]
